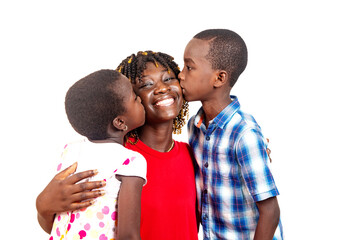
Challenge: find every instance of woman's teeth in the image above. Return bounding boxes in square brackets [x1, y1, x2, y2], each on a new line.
[155, 98, 174, 106]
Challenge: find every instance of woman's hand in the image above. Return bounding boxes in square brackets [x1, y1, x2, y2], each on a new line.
[36, 162, 106, 233]
[266, 138, 272, 163]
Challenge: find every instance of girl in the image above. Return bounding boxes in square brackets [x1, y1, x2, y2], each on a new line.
[47, 70, 147, 240]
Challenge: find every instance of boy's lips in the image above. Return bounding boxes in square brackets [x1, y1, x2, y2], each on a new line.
[180, 83, 187, 93]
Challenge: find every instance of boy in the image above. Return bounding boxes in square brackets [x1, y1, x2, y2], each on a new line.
[179, 29, 283, 239]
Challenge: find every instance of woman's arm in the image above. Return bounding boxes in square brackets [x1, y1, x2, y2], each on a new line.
[115, 175, 144, 240]
[36, 162, 106, 233]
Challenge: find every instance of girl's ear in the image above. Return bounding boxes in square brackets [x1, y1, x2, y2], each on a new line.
[214, 70, 228, 88]
[112, 116, 128, 131]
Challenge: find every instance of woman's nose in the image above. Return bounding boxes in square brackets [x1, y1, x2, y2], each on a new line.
[154, 81, 170, 94]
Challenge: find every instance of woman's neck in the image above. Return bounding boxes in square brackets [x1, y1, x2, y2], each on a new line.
[137, 122, 173, 152]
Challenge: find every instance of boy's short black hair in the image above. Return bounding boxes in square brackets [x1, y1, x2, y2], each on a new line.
[194, 29, 248, 87]
[65, 70, 127, 140]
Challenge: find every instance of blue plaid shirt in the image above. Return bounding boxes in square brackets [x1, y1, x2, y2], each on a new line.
[188, 96, 283, 240]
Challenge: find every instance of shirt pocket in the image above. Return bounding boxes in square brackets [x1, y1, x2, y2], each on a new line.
[214, 152, 232, 180]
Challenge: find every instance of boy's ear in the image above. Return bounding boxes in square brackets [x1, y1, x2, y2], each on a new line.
[214, 71, 228, 88]
[112, 116, 128, 131]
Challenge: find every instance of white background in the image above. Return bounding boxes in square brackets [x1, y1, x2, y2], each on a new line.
[1, 1, 359, 239]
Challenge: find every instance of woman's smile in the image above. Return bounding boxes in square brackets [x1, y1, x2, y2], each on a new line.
[154, 96, 175, 107]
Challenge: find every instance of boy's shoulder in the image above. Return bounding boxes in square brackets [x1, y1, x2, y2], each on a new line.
[227, 106, 261, 129]
[234, 109, 259, 127]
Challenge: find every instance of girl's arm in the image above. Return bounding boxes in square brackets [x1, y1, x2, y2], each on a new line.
[36, 162, 106, 233]
[115, 175, 144, 240]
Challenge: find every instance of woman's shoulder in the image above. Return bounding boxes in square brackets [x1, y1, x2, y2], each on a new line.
[174, 140, 189, 146]
[174, 140, 191, 150]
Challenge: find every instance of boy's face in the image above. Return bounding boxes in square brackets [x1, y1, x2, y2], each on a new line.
[179, 38, 218, 102]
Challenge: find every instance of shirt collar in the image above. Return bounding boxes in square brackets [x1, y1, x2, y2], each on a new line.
[194, 95, 240, 129]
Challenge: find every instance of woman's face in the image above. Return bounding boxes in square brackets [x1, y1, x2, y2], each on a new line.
[132, 62, 183, 125]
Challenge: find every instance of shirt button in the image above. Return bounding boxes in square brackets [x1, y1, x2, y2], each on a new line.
[206, 136, 210, 141]
[204, 162, 208, 168]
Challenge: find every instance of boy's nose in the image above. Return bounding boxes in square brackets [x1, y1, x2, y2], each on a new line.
[178, 70, 184, 81]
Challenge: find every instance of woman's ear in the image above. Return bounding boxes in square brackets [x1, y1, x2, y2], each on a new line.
[112, 116, 128, 131]
[214, 70, 228, 88]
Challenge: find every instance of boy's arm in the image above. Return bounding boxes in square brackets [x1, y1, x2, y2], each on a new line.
[253, 196, 280, 240]
[236, 129, 280, 239]
[115, 175, 144, 240]
[36, 163, 105, 233]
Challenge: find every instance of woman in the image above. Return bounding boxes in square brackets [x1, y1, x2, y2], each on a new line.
[36, 51, 199, 240]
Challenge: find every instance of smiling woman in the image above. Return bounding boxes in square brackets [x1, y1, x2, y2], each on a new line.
[35, 51, 198, 240]
[132, 62, 183, 130]
[117, 51, 189, 137]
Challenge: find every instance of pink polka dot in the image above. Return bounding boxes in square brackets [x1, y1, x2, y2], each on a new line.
[56, 227, 61, 237]
[67, 224, 71, 231]
[57, 215, 61, 221]
[49, 236, 53, 240]
[78, 230, 86, 239]
[99, 234, 108, 240]
[102, 206, 109, 215]
[122, 158, 130, 165]
[111, 211, 117, 221]
[84, 223, 91, 231]
[97, 212, 104, 220]
[76, 212, 80, 219]
[57, 163, 62, 171]
[70, 213, 75, 223]
[99, 222, 105, 228]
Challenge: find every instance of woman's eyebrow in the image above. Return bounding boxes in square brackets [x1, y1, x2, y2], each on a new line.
[142, 70, 168, 78]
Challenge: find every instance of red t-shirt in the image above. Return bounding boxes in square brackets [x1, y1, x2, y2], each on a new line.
[126, 138, 198, 240]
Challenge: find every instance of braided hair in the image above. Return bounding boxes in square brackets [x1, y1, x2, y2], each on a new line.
[116, 51, 189, 135]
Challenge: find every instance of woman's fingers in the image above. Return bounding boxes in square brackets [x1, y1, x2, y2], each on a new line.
[54, 162, 78, 181]
[73, 180, 106, 193]
[68, 200, 95, 212]
[65, 169, 99, 185]
[266, 138, 272, 163]
[266, 148, 272, 163]
[70, 190, 106, 205]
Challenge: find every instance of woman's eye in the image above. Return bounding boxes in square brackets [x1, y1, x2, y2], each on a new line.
[164, 77, 175, 82]
[139, 81, 153, 89]
[186, 65, 192, 71]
